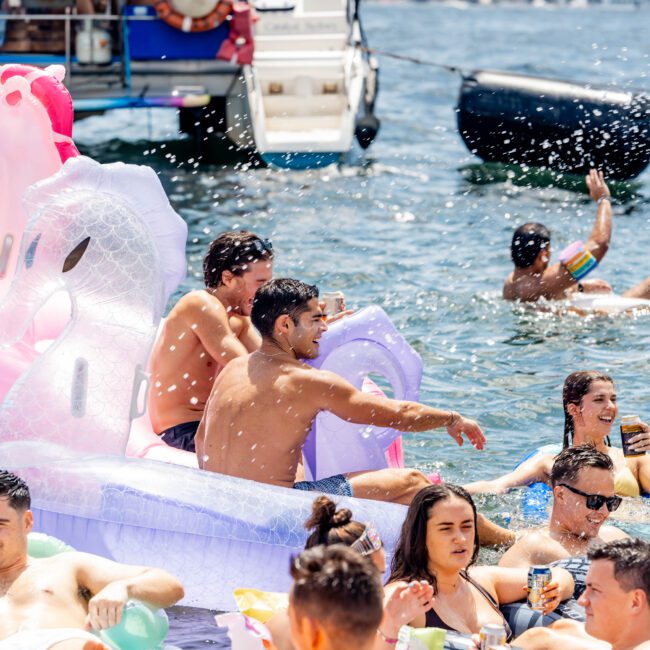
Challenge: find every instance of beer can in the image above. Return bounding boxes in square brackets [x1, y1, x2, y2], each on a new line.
[527, 565, 552, 611]
[621, 415, 644, 457]
[322, 291, 345, 315]
[479, 624, 506, 650]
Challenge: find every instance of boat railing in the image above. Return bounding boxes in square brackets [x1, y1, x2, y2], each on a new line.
[0, 10, 161, 93]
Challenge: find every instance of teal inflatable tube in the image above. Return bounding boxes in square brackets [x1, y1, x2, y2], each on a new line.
[27, 533, 169, 650]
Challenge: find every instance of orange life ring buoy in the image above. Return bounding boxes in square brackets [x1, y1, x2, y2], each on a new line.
[153, 0, 232, 33]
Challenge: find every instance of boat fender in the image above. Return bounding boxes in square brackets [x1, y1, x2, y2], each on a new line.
[26, 532, 170, 650]
[153, 0, 232, 33]
[355, 113, 380, 150]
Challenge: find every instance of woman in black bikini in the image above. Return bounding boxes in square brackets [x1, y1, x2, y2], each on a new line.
[386, 484, 574, 642]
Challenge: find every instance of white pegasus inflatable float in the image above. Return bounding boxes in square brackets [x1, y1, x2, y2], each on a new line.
[0, 65, 427, 609]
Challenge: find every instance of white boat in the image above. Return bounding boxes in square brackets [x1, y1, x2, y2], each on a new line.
[0, 0, 379, 170]
[238, 0, 380, 168]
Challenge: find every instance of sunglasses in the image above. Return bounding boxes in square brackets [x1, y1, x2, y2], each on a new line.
[249, 238, 274, 257]
[350, 523, 383, 557]
[559, 483, 622, 512]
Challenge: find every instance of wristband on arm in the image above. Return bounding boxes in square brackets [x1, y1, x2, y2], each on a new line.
[558, 240, 598, 281]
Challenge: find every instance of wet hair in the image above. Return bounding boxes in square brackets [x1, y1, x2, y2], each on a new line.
[290, 545, 383, 645]
[202, 230, 273, 288]
[251, 278, 319, 338]
[388, 484, 479, 595]
[0, 470, 31, 511]
[562, 371, 614, 448]
[511, 223, 551, 268]
[588, 538, 650, 601]
[550, 444, 614, 488]
[304, 496, 365, 549]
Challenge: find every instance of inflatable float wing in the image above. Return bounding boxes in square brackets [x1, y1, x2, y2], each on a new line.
[304, 307, 423, 480]
[0, 155, 187, 454]
[0, 64, 78, 296]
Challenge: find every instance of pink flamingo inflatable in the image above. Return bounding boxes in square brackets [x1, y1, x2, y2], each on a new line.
[0, 64, 79, 400]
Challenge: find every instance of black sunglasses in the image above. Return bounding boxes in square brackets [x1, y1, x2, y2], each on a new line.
[559, 483, 622, 512]
[249, 238, 273, 257]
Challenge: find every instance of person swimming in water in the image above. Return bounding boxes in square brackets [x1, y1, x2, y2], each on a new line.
[503, 170, 650, 303]
[464, 371, 650, 498]
[499, 445, 629, 569]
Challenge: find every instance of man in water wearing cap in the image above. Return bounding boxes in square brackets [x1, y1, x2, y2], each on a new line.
[148, 230, 274, 452]
[503, 169, 650, 303]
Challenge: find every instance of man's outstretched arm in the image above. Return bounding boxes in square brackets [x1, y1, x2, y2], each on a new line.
[306, 369, 485, 449]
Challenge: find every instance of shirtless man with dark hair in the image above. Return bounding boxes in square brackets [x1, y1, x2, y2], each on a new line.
[148, 230, 273, 452]
[197, 278, 513, 546]
[0, 470, 184, 650]
[503, 170, 650, 306]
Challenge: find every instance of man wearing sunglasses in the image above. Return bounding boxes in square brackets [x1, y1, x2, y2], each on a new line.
[500, 444, 628, 568]
[148, 230, 274, 452]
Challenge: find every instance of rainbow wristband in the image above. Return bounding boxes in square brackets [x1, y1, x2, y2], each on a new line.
[558, 240, 598, 281]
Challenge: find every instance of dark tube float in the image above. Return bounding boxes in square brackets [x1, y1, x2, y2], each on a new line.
[457, 70, 650, 180]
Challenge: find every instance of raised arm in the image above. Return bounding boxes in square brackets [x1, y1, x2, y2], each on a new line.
[73, 552, 184, 630]
[464, 453, 552, 495]
[181, 291, 250, 364]
[306, 369, 485, 449]
[537, 170, 612, 300]
[583, 169, 612, 263]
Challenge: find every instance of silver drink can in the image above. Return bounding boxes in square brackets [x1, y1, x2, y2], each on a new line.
[479, 624, 507, 650]
[528, 565, 552, 611]
[322, 291, 345, 315]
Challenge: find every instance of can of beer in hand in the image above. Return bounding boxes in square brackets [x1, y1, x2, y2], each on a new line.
[479, 624, 507, 650]
[527, 565, 552, 611]
[322, 291, 345, 315]
[621, 415, 645, 457]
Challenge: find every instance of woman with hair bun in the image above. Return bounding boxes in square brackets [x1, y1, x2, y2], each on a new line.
[464, 371, 650, 497]
[304, 495, 387, 572]
[267, 495, 434, 650]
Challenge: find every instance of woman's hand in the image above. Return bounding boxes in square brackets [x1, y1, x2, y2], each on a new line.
[628, 421, 650, 454]
[383, 580, 434, 630]
[541, 580, 562, 615]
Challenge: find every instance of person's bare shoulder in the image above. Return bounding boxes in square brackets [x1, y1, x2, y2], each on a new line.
[499, 527, 549, 567]
[598, 524, 630, 542]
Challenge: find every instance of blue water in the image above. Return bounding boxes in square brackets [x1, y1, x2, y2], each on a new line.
[73, 1, 650, 646]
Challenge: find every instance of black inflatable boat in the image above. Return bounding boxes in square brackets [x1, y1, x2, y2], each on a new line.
[457, 70, 650, 180]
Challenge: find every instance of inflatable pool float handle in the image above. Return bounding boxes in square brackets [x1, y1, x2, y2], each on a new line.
[304, 305, 423, 480]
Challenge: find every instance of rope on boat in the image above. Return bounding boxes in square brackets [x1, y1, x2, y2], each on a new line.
[361, 46, 467, 77]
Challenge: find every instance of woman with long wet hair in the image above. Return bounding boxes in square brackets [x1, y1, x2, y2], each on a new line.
[386, 484, 573, 640]
[464, 371, 650, 497]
